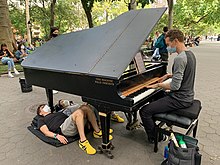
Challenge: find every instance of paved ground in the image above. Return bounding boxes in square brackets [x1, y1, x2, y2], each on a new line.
[0, 41, 219, 165]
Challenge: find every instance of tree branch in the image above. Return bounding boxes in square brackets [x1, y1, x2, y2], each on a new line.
[187, 12, 212, 27]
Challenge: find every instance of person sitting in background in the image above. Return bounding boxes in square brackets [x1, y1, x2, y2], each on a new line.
[26, 43, 35, 53]
[15, 43, 29, 62]
[37, 102, 113, 155]
[0, 43, 20, 78]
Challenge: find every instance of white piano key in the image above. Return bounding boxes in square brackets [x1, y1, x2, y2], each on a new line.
[133, 88, 155, 104]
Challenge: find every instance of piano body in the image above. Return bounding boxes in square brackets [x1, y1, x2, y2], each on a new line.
[22, 8, 167, 158]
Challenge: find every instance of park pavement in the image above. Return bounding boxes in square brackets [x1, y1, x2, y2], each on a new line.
[0, 41, 220, 165]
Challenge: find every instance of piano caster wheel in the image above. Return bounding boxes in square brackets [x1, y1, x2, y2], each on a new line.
[110, 144, 115, 150]
[97, 143, 114, 159]
[97, 146, 103, 154]
[107, 151, 114, 159]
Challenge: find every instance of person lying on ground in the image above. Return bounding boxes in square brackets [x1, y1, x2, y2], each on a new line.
[37, 103, 113, 155]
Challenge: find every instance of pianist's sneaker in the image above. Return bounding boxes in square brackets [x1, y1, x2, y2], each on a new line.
[111, 114, 124, 123]
[93, 130, 113, 140]
[157, 134, 169, 143]
[79, 140, 96, 155]
[148, 134, 168, 144]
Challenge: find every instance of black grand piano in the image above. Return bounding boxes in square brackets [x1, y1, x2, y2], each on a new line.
[22, 8, 167, 158]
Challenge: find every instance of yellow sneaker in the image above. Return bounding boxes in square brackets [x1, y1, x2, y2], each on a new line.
[109, 128, 113, 134]
[111, 114, 124, 123]
[98, 128, 114, 134]
[79, 140, 96, 155]
[93, 131, 113, 140]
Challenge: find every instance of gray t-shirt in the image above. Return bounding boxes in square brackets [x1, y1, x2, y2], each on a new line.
[170, 50, 196, 103]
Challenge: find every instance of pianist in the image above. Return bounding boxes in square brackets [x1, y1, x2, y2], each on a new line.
[139, 29, 196, 143]
[37, 104, 113, 155]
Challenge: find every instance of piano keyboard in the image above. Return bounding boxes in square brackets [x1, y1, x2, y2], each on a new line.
[130, 78, 172, 104]
[133, 88, 156, 104]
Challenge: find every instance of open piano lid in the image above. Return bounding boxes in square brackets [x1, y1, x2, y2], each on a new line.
[22, 8, 166, 79]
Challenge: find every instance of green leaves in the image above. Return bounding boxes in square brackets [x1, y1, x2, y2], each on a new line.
[173, 0, 220, 35]
[8, 0, 220, 39]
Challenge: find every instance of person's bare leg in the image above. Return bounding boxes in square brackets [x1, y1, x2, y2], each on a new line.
[80, 105, 100, 133]
[71, 110, 86, 141]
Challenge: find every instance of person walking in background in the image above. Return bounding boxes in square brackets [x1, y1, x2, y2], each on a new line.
[153, 31, 160, 49]
[0, 44, 20, 78]
[151, 31, 160, 61]
[155, 27, 169, 61]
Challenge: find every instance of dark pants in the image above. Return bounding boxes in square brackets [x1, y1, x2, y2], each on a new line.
[160, 52, 168, 61]
[139, 95, 192, 141]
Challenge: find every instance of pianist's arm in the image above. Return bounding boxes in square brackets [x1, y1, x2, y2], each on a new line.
[158, 73, 172, 83]
[40, 125, 68, 144]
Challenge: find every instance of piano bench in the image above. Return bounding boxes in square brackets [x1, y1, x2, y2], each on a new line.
[153, 99, 202, 153]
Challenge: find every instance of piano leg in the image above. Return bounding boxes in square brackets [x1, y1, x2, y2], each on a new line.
[45, 88, 54, 112]
[97, 111, 114, 159]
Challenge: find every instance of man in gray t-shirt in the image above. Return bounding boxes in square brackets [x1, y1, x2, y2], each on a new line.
[139, 29, 196, 143]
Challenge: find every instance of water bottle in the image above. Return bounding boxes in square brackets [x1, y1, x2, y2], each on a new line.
[177, 135, 187, 148]
[164, 146, 169, 159]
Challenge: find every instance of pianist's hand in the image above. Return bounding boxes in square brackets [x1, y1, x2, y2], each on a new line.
[147, 83, 159, 89]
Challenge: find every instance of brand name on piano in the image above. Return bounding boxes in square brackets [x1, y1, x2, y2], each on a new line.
[95, 78, 114, 86]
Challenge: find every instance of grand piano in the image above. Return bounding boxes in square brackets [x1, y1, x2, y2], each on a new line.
[22, 8, 167, 158]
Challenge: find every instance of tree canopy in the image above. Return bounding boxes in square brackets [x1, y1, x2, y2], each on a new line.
[7, 0, 220, 40]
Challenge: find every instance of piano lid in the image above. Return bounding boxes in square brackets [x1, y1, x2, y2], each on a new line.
[22, 8, 166, 79]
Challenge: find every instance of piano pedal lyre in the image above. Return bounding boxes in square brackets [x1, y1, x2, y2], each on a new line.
[126, 120, 140, 130]
[125, 112, 140, 130]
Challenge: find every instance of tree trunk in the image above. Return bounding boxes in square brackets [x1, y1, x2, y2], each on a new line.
[0, 0, 13, 51]
[81, 0, 94, 28]
[25, 0, 31, 45]
[84, 9, 93, 28]
[50, 0, 57, 28]
[129, 0, 136, 10]
[167, 0, 173, 29]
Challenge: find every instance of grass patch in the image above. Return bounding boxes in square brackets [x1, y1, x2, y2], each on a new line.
[0, 63, 23, 75]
